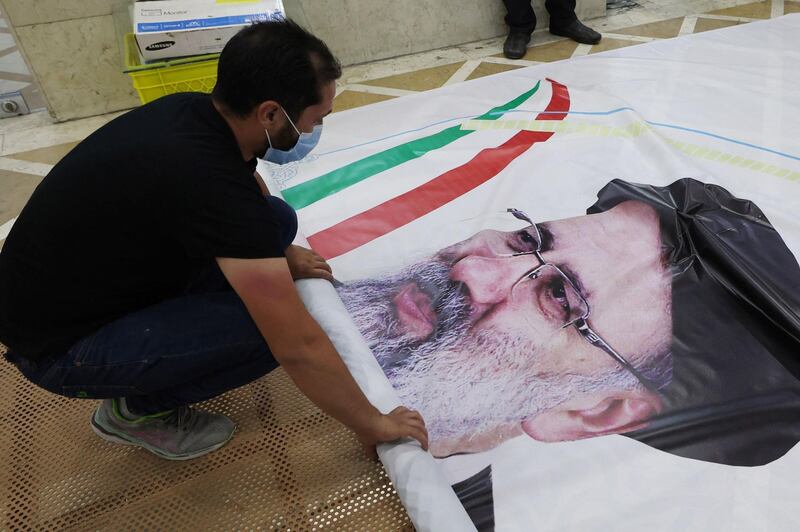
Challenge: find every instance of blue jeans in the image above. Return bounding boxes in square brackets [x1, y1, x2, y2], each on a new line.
[7, 196, 298, 414]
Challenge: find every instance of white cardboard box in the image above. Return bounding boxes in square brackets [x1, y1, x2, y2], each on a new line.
[133, 0, 285, 62]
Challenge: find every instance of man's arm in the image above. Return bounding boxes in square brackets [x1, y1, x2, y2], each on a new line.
[217, 256, 428, 454]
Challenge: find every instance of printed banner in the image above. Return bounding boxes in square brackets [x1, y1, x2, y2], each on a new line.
[261, 16, 800, 532]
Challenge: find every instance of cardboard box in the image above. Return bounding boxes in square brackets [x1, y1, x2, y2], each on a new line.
[133, 0, 285, 62]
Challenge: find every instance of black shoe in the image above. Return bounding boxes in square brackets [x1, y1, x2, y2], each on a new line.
[503, 31, 531, 60]
[550, 19, 601, 45]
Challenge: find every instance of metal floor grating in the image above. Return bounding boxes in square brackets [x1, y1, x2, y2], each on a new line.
[0, 342, 412, 530]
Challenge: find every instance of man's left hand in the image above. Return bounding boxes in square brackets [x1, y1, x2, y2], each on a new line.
[285, 244, 334, 282]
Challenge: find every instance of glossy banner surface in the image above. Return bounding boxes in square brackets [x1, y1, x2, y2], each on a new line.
[260, 15, 800, 531]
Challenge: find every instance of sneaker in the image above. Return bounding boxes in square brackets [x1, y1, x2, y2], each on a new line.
[550, 19, 602, 45]
[503, 31, 532, 60]
[91, 398, 236, 460]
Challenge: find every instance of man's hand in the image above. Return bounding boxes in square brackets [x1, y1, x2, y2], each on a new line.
[217, 256, 425, 461]
[285, 244, 333, 282]
[357, 406, 429, 460]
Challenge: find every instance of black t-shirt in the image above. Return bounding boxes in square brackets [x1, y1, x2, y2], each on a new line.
[0, 93, 285, 361]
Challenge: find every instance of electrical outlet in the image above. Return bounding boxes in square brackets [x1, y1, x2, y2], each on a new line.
[0, 91, 30, 118]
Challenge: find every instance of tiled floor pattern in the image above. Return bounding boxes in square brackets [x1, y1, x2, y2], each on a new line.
[331, 0, 794, 111]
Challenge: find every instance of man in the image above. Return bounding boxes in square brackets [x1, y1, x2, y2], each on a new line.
[337, 197, 673, 457]
[503, 0, 602, 60]
[0, 20, 428, 461]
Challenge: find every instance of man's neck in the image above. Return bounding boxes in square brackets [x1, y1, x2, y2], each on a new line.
[212, 98, 255, 162]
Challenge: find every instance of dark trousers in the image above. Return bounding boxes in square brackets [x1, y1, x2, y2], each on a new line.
[7, 196, 298, 415]
[503, 0, 578, 34]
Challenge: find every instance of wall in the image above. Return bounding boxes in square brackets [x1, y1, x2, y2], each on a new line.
[0, 0, 139, 121]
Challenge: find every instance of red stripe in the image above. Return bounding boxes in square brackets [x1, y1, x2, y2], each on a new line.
[307, 79, 571, 259]
[536, 78, 570, 120]
[308, 131, 553, 258]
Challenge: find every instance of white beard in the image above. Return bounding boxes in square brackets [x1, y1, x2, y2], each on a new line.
[336, 260, 638, 441]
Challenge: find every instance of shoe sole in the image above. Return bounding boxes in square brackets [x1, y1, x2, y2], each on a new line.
[90, 412, 235, 461]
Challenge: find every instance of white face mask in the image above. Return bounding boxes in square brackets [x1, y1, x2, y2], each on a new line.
[263, 107, 323, 164]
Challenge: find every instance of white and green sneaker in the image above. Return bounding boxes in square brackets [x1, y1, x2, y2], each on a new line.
[91, 398, 236, 460]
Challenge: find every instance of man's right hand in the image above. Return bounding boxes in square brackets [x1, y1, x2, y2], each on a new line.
[357, 406, 429, 460]
[217, 257, 431, 462]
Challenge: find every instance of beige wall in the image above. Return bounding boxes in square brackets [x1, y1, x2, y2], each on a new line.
[2, 0, 604, 122]
[0, 0, 139, 122]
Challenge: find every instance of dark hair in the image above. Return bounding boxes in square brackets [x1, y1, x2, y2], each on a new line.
[212, 19, 341, 119]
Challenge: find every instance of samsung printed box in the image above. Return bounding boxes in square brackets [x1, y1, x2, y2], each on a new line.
[133, 0, 285, 62]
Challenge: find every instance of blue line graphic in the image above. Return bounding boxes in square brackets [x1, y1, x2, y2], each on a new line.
[317, 107, 800, 163]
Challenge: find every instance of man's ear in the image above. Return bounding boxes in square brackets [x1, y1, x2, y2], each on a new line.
[256, 100, 282, 126]
[521, 390, 661, 443]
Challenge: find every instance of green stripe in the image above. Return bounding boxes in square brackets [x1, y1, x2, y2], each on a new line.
[282, 81, 542, 209]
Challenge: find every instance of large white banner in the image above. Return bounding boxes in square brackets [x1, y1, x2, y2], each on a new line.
[260, 15, 800, 532]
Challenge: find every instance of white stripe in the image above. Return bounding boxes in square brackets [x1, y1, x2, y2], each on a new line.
[0, 217, 16, 241]
[0, 156, 53, 176]
[771, 0, 784, 18]
[571, 44, 593, 58]
[678, 16, 699, 36]
[334, 82, 347, 97]
[696, 14, 760, 23]
[601, 33, 658, 42]
[480, 56, 542, 67]
[443, 60, 482, 86]
[345, 84, 418, 97]
[0, 114, 109, 156]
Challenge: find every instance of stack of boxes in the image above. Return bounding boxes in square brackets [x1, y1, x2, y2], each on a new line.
[125, 0, 285, 103]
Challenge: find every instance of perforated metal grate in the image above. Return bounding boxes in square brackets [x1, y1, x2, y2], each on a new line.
[0, 342, 413, 530]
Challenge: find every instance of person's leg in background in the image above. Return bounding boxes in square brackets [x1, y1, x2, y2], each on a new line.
[8, 196, 298, 460]
[502, 0, 537, 59]
[546, 0, 601, 45]
[503, 0, 601, 60]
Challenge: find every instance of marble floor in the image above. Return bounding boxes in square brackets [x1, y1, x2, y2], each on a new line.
[1, 0, 796, 249]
